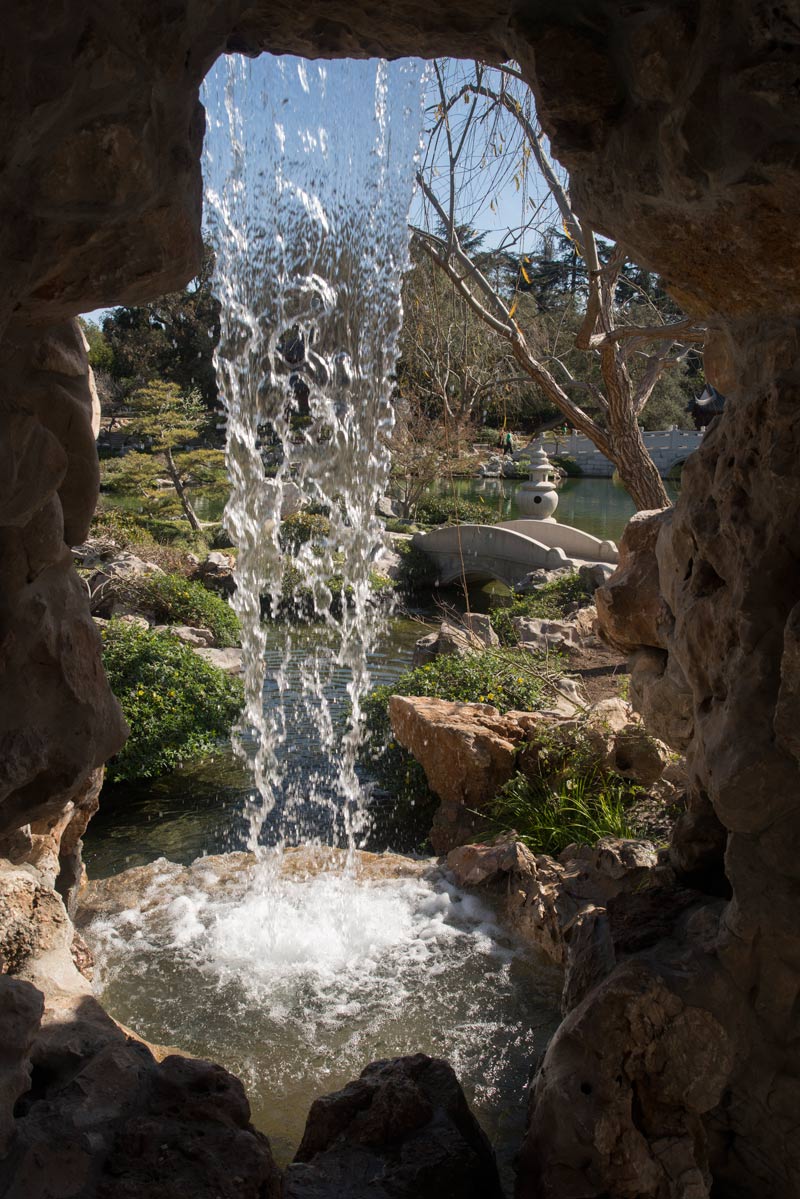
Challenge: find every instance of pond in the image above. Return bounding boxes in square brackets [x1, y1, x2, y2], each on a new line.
[424, 474, 675, 543]
[81, 614, 562, 1190]
[109, 475, 667, 543]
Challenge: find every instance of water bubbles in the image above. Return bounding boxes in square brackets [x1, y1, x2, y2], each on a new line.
[86, 852, 560, 1166]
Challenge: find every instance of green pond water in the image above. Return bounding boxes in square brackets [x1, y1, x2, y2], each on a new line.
[425, 474, 678, 542]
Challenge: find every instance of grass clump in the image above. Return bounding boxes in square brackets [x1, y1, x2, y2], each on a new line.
[490, 572, 590, 645]
[485, 725, 641, 853]
[101, 620, 244, 782]
[487, 769, 637, 855]
[121, 573, 240, 646]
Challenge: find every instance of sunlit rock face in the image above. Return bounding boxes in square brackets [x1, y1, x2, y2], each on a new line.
[1, 1, 799, 1197]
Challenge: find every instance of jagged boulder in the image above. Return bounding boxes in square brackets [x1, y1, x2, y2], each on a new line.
[152, 624, 216, 647]
[629, 647, 694, 753]
[595, 510, 674, 653]
[519, 962, 734, 1199]
[388, 696, 526, 852]
[448, 837, 658, 964]
[513, 615, 584, 652]
[411, 614, 499, 668]
[284, 1054, 503, 1199]
[194, 551, 236, 596]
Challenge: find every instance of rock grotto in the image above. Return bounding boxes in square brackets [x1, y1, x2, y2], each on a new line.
[1, 2, 798, 1196]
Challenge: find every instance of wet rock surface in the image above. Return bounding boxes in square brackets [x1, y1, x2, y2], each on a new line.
[446, 835, 668, 1016]
[0, 852, 283, 1199]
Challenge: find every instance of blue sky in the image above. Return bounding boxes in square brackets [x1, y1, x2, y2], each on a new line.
[83, 59, 559, 324]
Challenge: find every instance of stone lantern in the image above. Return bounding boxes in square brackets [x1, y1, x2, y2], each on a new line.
[517, 443, 559, 519]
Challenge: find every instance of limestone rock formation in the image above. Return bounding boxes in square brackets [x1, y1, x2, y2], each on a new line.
[194, 550, 236, 595]
[513, 615, 584, 652]
[391, 695, 669, 853]
[1, 2, 799, 1196]
[628, 647, 694, 753]
[519, 961, 734, 1199]
[595, 509, 674, 654]
[388, 696, 525, 852]
[284, 1054, 503, 1199]
[411, 613, 498, 668]
[447, 836, 661, 1013]
[0, 322, 127, 846]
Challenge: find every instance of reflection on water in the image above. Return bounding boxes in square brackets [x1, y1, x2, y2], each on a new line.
[107, 476, 673, 543]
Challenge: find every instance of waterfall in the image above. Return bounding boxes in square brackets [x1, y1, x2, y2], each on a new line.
[202, 54, 426, 850]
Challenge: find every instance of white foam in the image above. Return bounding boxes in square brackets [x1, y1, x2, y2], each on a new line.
[86, 858, 561, 1168]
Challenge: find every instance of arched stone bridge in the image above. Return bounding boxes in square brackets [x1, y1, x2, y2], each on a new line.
[413, 519, 619, 589]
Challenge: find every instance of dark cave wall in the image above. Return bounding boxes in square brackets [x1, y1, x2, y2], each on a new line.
[1, 3, 799, 1195]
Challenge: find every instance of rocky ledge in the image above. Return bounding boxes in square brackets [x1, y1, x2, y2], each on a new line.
[389, 693, 672, 853]
[446, 834, 704, 1016]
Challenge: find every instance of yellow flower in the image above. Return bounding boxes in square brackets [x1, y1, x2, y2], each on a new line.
[487, 693, 494, 700]
[478, 695, 485, 702]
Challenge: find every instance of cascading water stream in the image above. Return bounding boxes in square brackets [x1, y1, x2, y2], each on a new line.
[80, 55, 563, 1189]
[203, 53, 426, 854]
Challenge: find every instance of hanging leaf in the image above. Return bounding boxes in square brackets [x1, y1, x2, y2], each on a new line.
[509, 297, 519, 318]
[520, 264, 531, 284]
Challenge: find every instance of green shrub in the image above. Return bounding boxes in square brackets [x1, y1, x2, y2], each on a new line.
[415, 495, 502, 527]
[121, 573, 240, 646]
[490, 572, 590, 644]
[552, 455, 582, 478]
[384, 518, 420, 534]
[91, 505, 211, 557]
[90, 505, 153, 549]
[486, 768, 637, 855]
[279, 510, 332, 552]
[101, 621, 244, 782]
[360, 647, 552, 816]
[394, 540, 437, 593]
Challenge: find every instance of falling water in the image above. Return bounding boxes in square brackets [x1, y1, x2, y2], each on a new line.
[203, 54, 426, 850]
[80, 56, 563, 1187]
